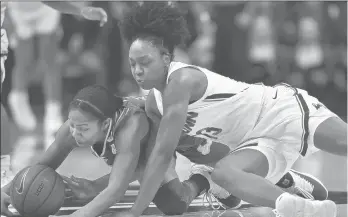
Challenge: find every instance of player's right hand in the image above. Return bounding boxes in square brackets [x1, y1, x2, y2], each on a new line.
[62, 175, 98, 202]
[80, 6, 108, 26]
[1, 191, 14, 216]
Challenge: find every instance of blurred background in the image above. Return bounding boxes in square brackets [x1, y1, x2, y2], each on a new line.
[0, 1, 347, 202]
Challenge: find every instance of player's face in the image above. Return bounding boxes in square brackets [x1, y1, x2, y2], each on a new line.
[68, 109, 106, 147]
[129, 39, 169, 90]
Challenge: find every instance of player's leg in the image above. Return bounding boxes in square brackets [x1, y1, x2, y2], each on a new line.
[210, 143, 337, 217]
[1, 28, 10, 154]
[7, 10, 37, 131]
[36, 10, 63, 149]
[313, 116, 347, 156]
[138, 156, 209, 215]
[211, 147, 281, 208]
[291, 87, 347, 156]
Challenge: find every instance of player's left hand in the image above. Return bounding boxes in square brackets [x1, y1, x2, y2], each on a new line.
[62, 175, 98, 202]
[80, 6, 108, 26]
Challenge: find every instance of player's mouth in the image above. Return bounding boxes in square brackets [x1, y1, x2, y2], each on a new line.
[75, 139, 85, 146]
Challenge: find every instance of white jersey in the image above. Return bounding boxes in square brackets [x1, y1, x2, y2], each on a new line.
[153, 62, 269, 163]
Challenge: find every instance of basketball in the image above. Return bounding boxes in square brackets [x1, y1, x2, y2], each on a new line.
[10, 164, 65, 217]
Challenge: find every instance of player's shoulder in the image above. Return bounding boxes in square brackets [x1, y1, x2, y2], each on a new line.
[115, 98, 149, 136]
[168, 62, 205, 90]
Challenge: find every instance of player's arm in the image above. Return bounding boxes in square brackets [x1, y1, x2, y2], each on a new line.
[72, 112, 149, 217]
[42, 1, 107, 26]
[63, 168, 141, 202]
[37, 121, 76, 169]
[131, 69, 197, 217]
[2, 121, 75, 195]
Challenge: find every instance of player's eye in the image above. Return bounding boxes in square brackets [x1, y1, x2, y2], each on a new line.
[78, 127, 89, 132]
[140, 60, 151, 66]
[129, 60, 136, 68]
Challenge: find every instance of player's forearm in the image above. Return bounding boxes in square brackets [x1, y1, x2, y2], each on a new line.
[92, 172, 138, 194]
[42, 1, 85, 15]
[131, 154, 171, 217]
[74, 183, 128, 217]
[131, 110, 187, 216]
[75, 166, 136, 217]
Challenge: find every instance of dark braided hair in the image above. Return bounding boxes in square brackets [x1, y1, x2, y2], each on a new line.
[69, 85, 124, 121]
[118, 1, 191, 57]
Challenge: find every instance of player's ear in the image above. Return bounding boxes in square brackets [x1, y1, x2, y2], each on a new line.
[162, 53, 171, 67]
[101, 118, 112, 131]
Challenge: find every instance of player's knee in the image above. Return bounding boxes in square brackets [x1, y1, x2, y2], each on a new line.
[152, 178, 189, 215]
[158, 202, 187, 215]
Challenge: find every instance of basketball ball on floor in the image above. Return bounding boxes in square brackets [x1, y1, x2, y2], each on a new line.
[10, 164, 65, 217]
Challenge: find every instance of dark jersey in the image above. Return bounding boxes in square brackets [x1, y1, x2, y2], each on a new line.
[90, 96, 149, 166]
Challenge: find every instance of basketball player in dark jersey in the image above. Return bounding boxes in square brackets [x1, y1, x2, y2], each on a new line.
[1, 85, 211, 217]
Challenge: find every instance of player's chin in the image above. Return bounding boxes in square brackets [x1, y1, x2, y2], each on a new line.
[76, 140, 92, 147]
[137, 81, 152, 90]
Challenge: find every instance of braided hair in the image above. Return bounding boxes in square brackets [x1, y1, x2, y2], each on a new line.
[119, 1, 191, 57]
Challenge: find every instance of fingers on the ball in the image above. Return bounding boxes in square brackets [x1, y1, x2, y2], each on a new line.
[71, 176, 86, 184]
[62, 176, 79, 187]
[65, 195, 74, 200]
[61, 175, 71, 183]
[60, 175, 70, 180]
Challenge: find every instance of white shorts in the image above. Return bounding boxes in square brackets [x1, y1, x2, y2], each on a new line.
[232, 84, 338, 184]
[8, 3, 60, 40]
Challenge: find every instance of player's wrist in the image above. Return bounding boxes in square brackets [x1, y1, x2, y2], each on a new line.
[130, 206, 142, 217]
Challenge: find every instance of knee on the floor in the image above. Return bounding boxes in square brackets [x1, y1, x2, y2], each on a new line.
[154, 196, 188, 215]
[158, 202, 187, 215]
[152, 179, 189, 215]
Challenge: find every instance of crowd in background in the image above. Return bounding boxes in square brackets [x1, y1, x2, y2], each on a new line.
[1, 1, 347, 136]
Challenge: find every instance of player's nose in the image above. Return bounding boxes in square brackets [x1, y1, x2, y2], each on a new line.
[134, 65, 144, 77]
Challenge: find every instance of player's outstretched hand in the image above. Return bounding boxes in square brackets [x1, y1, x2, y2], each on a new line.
[62, 175, 99, 202]
[1, 191, 14, 216]
[80, 6, 108, 26]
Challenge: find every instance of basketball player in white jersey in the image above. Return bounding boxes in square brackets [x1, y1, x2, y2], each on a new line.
[116, 2, 346, 217]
